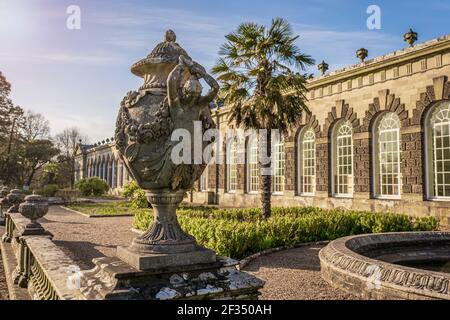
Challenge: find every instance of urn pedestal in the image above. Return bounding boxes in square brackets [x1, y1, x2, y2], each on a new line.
[116, 189, 216, 270]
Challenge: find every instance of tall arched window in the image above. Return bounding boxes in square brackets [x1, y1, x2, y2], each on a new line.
[425, 101, 450, 199]
[227, 138, 238, 193]
[373, 113, 401, 198]
[247, 136, 259, 193]
[332, 120, 353, 197]
[272, 136, 285, 194]
[200, 167, 208, 192]
[298, 128, 316, 195]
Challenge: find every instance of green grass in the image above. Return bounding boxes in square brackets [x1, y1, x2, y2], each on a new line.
[67, 201, 149, 216]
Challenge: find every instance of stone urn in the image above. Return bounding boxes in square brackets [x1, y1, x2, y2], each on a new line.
[404, 28, 418, 47]
[318, 60, 329, 75]
[356, 48, 368, 62]
[2, 189, 24, 214]
[18, 194, 50, 235]
[115, 30, 219, 270]
[0, 186, 11, 225]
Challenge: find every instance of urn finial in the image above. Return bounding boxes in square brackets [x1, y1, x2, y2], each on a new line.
[164, 30, 176, 42]
[404, 28, 418, 47]
[356, 48, 368, 62]
[318, 60, 329, 76]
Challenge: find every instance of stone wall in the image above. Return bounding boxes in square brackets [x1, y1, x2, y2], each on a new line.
[191, 35, 450, 226]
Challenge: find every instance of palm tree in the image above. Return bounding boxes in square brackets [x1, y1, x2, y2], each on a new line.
[212, 18, 314, 219]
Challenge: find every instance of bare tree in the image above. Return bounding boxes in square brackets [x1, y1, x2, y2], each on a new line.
[22, 111, 50, 142]
[54, 127, 88, 187]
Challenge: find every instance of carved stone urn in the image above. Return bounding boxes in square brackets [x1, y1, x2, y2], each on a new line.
[18, 194, 50, 236]
[115, 30, 218, 270]
[404, 28, 418, 47]
[0, 186, 10, 226]
[1, 189, 24, 214]
[356, 48, 368, 62]
[318, 60, 329, 75]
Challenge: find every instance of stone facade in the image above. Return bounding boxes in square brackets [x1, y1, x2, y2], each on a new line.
[76, 35, 450, 226]
[74, 138, 132, 194]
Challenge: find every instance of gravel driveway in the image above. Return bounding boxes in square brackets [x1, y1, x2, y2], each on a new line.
[40, 206, 136, 270]
[242, 244, 359, 300]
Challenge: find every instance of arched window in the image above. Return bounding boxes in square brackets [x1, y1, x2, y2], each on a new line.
[425, 101, 450, 199]
[332, 120, 353, 197]
[272, 136, 285, 194]
[200, 167, 208, 192]
[227, 138, 238, 193]
[247, 136, 259, 193]
[373, 113, 401, 198]
[298, 128, 316, 195]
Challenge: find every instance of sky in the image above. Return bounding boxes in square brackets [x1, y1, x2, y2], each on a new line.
[1, 0, 449, 142]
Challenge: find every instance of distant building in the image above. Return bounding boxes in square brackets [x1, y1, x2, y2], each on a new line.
[75, 34, 450, 225]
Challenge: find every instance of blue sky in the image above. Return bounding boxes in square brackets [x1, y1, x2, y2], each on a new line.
[1, 0, 449, 141]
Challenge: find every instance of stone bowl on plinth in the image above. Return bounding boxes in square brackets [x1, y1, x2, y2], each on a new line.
[18, 194, 51, 236]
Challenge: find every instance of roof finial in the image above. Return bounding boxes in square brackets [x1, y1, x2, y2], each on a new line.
[318, 60, 329, 76]
[403, 28, 418, 47]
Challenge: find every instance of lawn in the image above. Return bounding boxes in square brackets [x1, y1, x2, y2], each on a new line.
[67, 201, 149, 217]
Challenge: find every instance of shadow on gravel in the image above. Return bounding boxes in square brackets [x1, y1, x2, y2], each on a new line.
[243, 245, 324, 273]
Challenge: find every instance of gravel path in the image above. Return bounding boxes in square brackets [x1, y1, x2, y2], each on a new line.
[242, 244, 359, 300]
[40, 206, 135, 270]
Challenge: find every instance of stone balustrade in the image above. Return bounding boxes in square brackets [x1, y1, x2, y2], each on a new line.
[1, 209, 84, 300]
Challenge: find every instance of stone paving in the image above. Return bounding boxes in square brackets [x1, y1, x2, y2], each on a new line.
[40, 206, 135, 270]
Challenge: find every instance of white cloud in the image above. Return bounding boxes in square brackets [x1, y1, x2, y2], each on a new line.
[0, 52, 123, 65]
[292, 23, 401, 72]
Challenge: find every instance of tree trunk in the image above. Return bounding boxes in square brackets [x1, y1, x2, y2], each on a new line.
[26, 168, 36, 188]
[260, 129, 272, 219]
[4, 117, 16, 184]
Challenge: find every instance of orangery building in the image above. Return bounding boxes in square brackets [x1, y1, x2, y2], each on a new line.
[75, 34, 450, 226]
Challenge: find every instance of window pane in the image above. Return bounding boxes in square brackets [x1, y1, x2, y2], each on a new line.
[376, 113, 401, 197]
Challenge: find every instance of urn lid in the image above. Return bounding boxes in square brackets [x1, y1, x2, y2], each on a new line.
[23, 194, 47, 203]
[131, 30, 191, 78]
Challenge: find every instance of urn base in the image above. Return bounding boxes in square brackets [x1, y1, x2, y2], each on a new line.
[116, 245, 216, 271]
[79, 255, 264, 300]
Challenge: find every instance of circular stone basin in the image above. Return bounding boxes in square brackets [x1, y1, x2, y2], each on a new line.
[319, 232, 450, 300]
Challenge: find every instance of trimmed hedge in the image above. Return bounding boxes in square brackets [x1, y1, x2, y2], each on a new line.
[133, 206, 440, 260]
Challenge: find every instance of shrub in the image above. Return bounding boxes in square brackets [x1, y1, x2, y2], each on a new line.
[37, 184, 59, 197]
[74, 177, 109, 196]
[122, 181, 140, 198]
[130, 188, 148, 209]
[122, 180, 148, 208]
[133, 207, 440, 260]
[55, 189, 80, 204]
